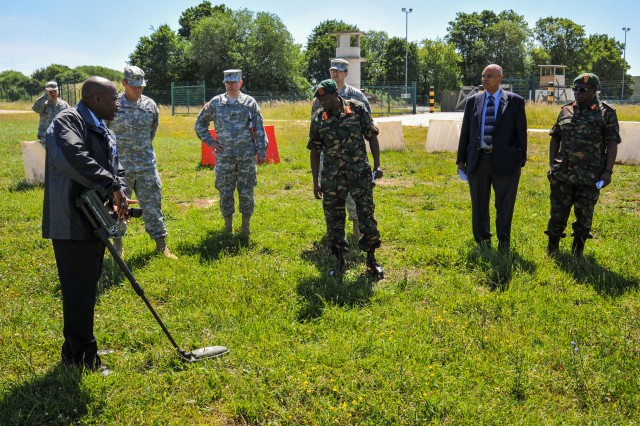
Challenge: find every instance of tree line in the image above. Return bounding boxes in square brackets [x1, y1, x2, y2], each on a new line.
[0, 2, 633, 102]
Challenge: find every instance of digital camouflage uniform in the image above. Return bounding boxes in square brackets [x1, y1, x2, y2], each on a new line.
[32, 94, 69, 146]
[107, 93, 167, 239]
[308, 97, 381, 256]
[311, 83, 371, 223]
[194, 93, 267, 218]
[546, 99, 621, 239]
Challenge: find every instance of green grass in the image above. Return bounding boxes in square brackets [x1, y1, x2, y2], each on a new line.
[1, 104, 640, 424]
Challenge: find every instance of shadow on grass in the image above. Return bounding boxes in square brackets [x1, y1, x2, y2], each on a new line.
[553, 252, 638, 297]
[178, 229, 254, 262]
[465, 244, 536, 291]
[8, 179, 43, 192]
[297, 240, 374, 321]
[0, 363, 94, 425]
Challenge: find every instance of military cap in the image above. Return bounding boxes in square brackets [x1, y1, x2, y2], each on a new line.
[329, 58, 349, 72]
[314, 79, 338, 97]
[124, 66, 147, 87]
[573, 73, 600, 88]
[223, 69, 242, 82]
[45, 81, 58, 90]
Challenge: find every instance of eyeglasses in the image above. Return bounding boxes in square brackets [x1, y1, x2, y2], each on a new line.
[572, 87, 592, 93]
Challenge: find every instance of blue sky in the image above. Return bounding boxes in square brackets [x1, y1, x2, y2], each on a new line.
[1, 0, 637, 77]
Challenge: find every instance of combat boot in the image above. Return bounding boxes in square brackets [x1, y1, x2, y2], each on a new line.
[155, 237, 178, 260]
[547, 235, 561, 255]
[366, 249, 384, 279]
[224, 216, 233, 233]
[571, 235, 587, 257]
[112, 238, 123, 257]
[241, 214, 251, 236]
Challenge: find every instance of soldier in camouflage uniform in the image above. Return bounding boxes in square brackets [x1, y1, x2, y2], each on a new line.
[194, 69, 268, 236]
[311, 59, 371, 239]
[545, 73, 621, 256]
[308, 79, 383, 278]
[107, 66, 177, 259]
[32, 81, 69, 147]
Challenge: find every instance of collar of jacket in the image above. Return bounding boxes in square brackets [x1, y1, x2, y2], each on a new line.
[76, 101, 102, 131]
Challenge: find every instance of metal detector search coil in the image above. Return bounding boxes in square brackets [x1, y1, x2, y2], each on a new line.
[76, 189, 229, 362]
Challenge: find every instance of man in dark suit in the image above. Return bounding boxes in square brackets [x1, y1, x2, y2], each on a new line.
[456, 64, 527, 251]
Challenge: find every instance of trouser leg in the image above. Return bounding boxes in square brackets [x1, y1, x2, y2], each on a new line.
[53, 239, 105, 368]
[468, 154, 492, 243]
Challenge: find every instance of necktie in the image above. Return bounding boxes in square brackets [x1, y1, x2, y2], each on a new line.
[484, 95, 495, 146]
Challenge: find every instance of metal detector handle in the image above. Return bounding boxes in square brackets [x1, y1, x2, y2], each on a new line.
[77, 200, 183, 353]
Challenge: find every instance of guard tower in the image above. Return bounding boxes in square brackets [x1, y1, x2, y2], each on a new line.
[330, 31, 366, 89]
[536, 65, 573, 102]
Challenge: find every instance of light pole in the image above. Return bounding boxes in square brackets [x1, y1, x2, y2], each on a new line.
[402, 7, 413, 94]
[622, 27, 630, 100]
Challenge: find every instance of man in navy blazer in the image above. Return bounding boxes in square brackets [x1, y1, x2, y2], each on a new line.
[456, 64, 527, 250]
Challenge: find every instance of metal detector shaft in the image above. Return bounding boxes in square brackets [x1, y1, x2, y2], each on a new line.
[78, 202, 184, 354]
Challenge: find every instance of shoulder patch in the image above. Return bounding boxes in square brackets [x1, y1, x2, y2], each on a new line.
[601, 101, 616, 111]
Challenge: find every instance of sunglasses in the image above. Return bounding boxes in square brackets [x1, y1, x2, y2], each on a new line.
[572, 87, 593, 93]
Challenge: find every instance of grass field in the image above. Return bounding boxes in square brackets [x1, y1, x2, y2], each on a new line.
[1, 102, 640, 424]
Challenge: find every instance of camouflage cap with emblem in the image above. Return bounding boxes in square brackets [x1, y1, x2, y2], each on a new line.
[223, 69, 242, 82]
[124, 66, 147, 87]
[329, 59, 349, 72]
[573, 73, 600, 88]
[314, 79, 338, 98]
[45, 81, 58, 91]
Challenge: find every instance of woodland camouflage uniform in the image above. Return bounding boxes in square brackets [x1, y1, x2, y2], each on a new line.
[546, 98, 621, 241]
[308, 97, 381, 257]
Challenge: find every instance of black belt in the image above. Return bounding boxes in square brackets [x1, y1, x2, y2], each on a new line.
[480, 147, 493, 153]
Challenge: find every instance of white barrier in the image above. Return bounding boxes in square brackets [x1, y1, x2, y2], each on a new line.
[22, 141, 46, 184]
[617, 121, 640, 165]
[425, 119, 462, 152]
[369, 121, 405, 152]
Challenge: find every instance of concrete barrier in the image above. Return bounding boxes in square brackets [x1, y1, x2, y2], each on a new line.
[425, 119, 462, 152]
[21, 141, 46, 184]
[374, 121, 405, 152]
[618, 121, 640, 165]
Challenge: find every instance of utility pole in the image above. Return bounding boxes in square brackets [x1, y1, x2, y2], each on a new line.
[402, 8, 413, 94]
[622, 27, 630, 100]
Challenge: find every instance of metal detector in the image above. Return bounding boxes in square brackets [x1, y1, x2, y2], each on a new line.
[76, 189, 229, 362]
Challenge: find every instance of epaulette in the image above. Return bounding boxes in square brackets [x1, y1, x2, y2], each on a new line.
[601, 101, 616, 111]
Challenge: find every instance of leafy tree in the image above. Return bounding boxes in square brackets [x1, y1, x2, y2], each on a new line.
[382, 37, 419, 85]
[583, 34, 632, 98]
[361, 30, 389, 84]
[243, 12, 306, 92]
[446, 10, 500, 84]
[129, 24, 195, 90]
[178, 1, 228, 39]
[75, 65, 122, 82]
[55, 69, 88, 83]
[190, 9, 305, 93]
[484, 12, 531, 77]
[417, 38, 461, 101]
[30, 64, 72, 84]
[189, 9, 245, 86]
[303, 20, 359, 84]
[0, 70, 38, 100]
[534, 17, 586, 76]
[446, 10, 531, 85]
